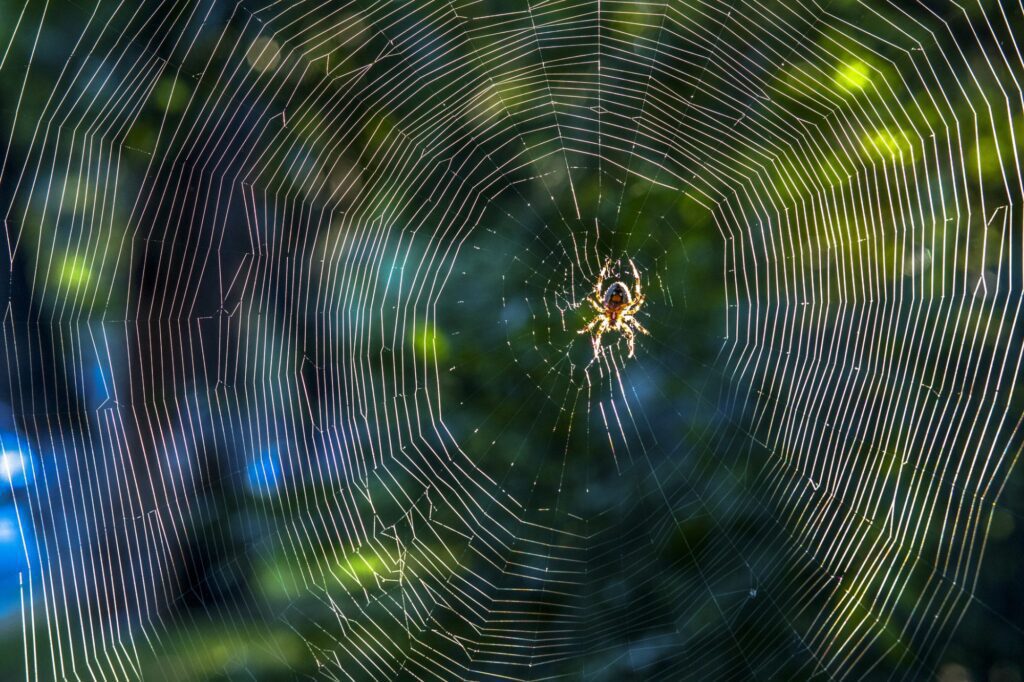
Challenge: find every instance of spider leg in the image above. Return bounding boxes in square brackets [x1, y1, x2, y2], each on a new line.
[594, 258, 611, 301]
[621, 323, 636, 358]
[591, 318, 609, 357]
[588, 296, 604, 313]
[625, 315, 650, 336]
[630, 258, 643, 300]
[579, 315, 604, 334]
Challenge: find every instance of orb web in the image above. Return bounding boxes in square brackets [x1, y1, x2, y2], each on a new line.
[0, 0, 1022, 679]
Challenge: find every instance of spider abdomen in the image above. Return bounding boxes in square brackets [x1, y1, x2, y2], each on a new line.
[603, 282, 631, 310]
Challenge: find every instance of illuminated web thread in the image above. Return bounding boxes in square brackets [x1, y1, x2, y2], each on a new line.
[0, 0, 1022, 680]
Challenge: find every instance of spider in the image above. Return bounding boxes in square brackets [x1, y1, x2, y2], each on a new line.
[579, 258, 650, 358]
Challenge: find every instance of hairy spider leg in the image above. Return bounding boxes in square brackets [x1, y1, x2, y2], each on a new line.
[630, 259, 643, 299]
[579, 315, 604, 334]
[614, 260, 643, 314]
[620, 322, 636, 357]
[593, 258, 611, 301]
[590, 317, 610, 356]
[625, 315, 650, 336]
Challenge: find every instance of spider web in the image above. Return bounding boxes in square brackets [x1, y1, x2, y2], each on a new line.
[0, 0, 1022, 679]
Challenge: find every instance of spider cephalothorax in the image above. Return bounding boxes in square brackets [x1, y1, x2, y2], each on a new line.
[579, 259, 649, 358]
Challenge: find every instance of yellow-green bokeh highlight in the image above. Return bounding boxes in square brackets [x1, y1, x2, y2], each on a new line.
[56, 254, 93, 290]
[142, 624, 306, 681]
[258, 542, 466, 604]
[412, 321, 450, 362]
[834, 59, 872, 93]
[150, 75, 191, 114]
[258, 549, 385, 601]
[862, 128, 915, 163]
